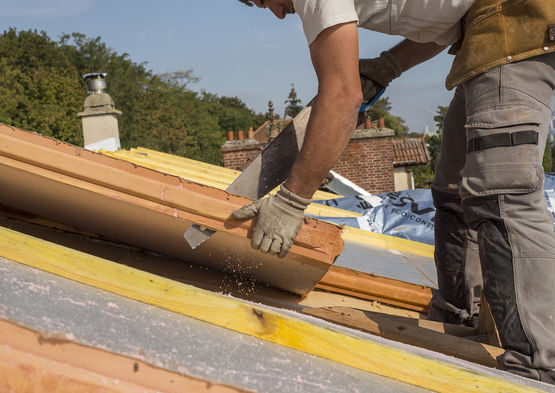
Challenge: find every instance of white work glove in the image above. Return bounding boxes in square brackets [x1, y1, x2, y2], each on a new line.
[359, 51, 402, 104]
[231, 185, 311, 258]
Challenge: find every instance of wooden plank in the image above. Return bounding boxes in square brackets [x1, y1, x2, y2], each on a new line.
[0, 212, 425, 319]
[300, 289, 423, 319]
[0, 319, 250, 393]
[0, 124, 342, 256]
[105, 143, 439, 260]
[317, 265, 432, 312]
[0, 124, 343, 295]
[0, 226, 541, 393]
[303, 306, 504, 368]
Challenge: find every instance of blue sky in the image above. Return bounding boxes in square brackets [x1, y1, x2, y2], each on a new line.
[0, 0, 461, 133]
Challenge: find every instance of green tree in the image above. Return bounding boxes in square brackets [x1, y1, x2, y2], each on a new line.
[412, 106, 444, 188]
[367, 97, 408, 138]
[368, 97, 392, 121]
[412, 132, 442, 188]
[412, 163, 435, 188]
[0, 29, 84, 145]
[201, 92, 266, 133]
[434, 106, 448, 135]
[160, 70, 200, 89]
[384, 113, 409, 138]
[284, 84, 303, 118]
[0, 29, 267, 165]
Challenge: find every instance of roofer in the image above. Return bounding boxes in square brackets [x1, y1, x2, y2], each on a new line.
[234, 0, 555, 384]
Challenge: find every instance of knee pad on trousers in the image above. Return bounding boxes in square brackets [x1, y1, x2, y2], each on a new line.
[432, 188, 482, 323]
[463, 196, 533, 356]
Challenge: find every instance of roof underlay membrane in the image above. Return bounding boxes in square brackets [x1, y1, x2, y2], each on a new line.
[1, 123, 553, 393]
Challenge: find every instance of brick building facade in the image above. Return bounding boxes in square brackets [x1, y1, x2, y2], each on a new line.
[221, 129, 262, 171]
[221, 122, 429, 194]
[331, 128, 395, 193]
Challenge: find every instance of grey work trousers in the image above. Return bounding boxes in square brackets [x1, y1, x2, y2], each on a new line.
[431, 52, 555, 383]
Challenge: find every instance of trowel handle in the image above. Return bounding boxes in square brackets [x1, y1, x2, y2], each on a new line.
[360, 87, 386, 113]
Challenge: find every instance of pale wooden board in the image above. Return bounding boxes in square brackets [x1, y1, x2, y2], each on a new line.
[0, 213, 431, 318]
[303, 306, 504, 368]
[1, 254, 432, 393]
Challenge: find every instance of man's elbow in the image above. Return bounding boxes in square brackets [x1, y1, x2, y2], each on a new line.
[347, 89, 363, 110]
[338, 88, 363, 114]
[320, 85, 362, 111]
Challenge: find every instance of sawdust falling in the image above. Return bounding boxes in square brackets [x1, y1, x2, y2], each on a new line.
[219, 251, 267, 297]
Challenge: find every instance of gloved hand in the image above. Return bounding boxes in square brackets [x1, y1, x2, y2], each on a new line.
[359, 51, 402, 104]
[231, 185, 311, 258]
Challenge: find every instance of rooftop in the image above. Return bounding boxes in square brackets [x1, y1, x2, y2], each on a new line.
[393, 137, 430, 166]
[0, 122, 550, 393]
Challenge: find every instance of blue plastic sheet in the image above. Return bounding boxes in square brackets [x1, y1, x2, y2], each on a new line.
[313, 174, 555, 246]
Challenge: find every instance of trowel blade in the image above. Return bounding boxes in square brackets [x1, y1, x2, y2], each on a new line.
[184, 224, 216, 249]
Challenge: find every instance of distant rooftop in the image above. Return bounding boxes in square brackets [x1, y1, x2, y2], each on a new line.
[393, 137, 430, 166]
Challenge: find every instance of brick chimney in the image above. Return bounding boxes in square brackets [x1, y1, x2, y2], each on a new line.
[332, 126, 396, 193]
[78, 73, 122, 151]
[221, 127, 262, 171]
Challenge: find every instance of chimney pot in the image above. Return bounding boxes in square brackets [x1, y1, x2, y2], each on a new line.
[83, 72, 108, 94]
[378, 117, 385, 128]
[248, 127, 254, 139]
[227, 130, 234, 141]
[365, 118, 371, 129]
[237, 130, 244, 140]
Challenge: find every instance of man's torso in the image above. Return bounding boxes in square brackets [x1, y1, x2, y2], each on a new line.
[292, 0, 476, 45]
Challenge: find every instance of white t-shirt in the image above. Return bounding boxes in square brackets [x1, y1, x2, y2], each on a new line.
[291, 0, 475, 46]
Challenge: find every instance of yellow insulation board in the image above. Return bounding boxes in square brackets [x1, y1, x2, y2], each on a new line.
[341, 226, 434, 259]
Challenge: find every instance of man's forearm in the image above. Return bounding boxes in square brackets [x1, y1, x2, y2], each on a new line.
[284, 40, 444, 200]
[284, 91, 361, 199]
[283, 22, 362, 200]
[389, 39, 446, 72]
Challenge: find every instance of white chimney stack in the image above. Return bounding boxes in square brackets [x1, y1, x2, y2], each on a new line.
[78, 73, 122, 151]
